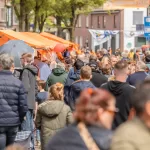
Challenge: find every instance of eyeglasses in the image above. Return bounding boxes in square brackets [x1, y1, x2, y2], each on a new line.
[105, 108, 119, 115]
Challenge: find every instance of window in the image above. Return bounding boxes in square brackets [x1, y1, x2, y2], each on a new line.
[1, 8, 5, 21]
[86, 16, 89, 28]
[103, 16, 106, 28]
[98, 16, 101, 28]
[114, 15, 117, 28]
[133, 11, 143, 25]
[80, 36, 83, 47]
[78, 16, 82, 27]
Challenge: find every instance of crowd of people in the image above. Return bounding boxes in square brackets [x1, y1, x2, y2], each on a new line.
[0, 47, 150, 150]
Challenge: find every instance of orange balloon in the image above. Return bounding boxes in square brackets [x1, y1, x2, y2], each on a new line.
[54, 44, 66, 52]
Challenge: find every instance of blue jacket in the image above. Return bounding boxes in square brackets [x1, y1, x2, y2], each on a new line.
[68, 80, 95, 111]
[127, 71, 147, 86]
[64, 68, 80, 104]
[0, 70, 28, 126]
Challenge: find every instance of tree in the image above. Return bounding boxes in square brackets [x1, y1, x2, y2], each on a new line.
[48, 0, 106, 41]
[12, 0, 35, 31]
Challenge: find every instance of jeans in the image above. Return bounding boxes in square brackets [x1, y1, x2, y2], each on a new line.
[21, 110, 34, 150]
[0, 126, 18, 150]
[36, 129, 40, 142]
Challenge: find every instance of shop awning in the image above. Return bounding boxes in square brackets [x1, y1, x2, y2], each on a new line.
[22, 32, 59, 49]
[0, 30, 46, 49]
[40, 32, 78, 50]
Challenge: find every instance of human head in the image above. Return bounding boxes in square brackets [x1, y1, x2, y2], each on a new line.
[57, 62, 65, 70]
[34, 56, 40, 64]
[74, 59, 84, 71]
[111, 55, 118, 67]
[136, 61, 147, 72]
[96, 50, 104, 59]
[130, 49, 134, 53]
[74, 88, 116, 129]
[21, 53, 33, 67]
[114, 61, 129, 78]
[80, 65, 92, 80]
[132, 80, 150, 128]
[49, 83, 64, 101]
[0, 54, 14, 71]
[38, 80, 46, 91]
[89, 55, 97, 62]
[121, 51, 128, 58]
[136, 49, 141, 54]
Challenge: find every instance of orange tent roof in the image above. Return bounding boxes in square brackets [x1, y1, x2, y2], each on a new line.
[40, 32, 78, 50]
[22, 32, 59, 49]
[0, 30, 46, 48]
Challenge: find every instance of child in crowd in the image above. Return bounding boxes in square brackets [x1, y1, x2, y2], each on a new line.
[35, 83, 73, 150]
[35, 80, 48, 146]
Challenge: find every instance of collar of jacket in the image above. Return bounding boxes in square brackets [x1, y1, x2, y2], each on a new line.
[0, 70, 12, 75]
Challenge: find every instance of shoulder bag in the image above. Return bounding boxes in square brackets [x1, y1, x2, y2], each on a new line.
[77, 122, 100, 150]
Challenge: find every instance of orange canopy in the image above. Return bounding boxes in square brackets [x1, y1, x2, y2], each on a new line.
[40, 32, 78, 50]
[22, 32, 59, 49]
[0, 30, 46, 48]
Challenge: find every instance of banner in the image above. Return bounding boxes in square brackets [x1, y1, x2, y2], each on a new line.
[103, 0, 149, 10]
[89, 29, 119, 41]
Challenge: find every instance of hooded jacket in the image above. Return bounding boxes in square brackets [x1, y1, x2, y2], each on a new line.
[35, 100, 73, 150]
[46, 124, 113, 150]
[68, 80, 95, 111]
[21, 64, 38, 110]
[101, 81, 135, 129]
[64, 68, 80, 105]
[46, 68, 68, 91]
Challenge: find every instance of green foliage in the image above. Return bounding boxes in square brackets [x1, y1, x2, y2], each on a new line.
[12, 0, 106, 33]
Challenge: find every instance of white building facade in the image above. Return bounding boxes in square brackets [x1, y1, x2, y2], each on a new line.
[123, 8, 147, 50]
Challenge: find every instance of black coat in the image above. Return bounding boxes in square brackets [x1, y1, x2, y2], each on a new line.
[91, 70, 108, 87]
[46, 124, 113, 150]
[0, 70, 28, 126]
[101, 81, 135, 130]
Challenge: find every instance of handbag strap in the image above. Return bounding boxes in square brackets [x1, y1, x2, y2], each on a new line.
[77, 122, 100, 150]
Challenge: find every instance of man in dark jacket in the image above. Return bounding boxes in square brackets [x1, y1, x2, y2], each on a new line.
[127, 61, 147, 86]
[64, 59, 84, 104]
[68, 66, 95, 111]
[0, 54, 28, 149]
[88, 61, 108, 87]
[20, 53, 38, 149]
[46, 63, 68, 91]
[101, 61, 135, 130]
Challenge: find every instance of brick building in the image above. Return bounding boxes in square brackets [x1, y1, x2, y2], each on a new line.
[74, 9, 124, 52]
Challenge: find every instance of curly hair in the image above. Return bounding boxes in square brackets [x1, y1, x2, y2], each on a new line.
[74, 88, 115, 125]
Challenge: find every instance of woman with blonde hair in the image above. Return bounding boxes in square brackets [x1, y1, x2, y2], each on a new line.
[35, 83, 73, 150]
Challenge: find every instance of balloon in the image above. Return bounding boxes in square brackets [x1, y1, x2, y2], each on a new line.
[54, 44, 66, 52]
